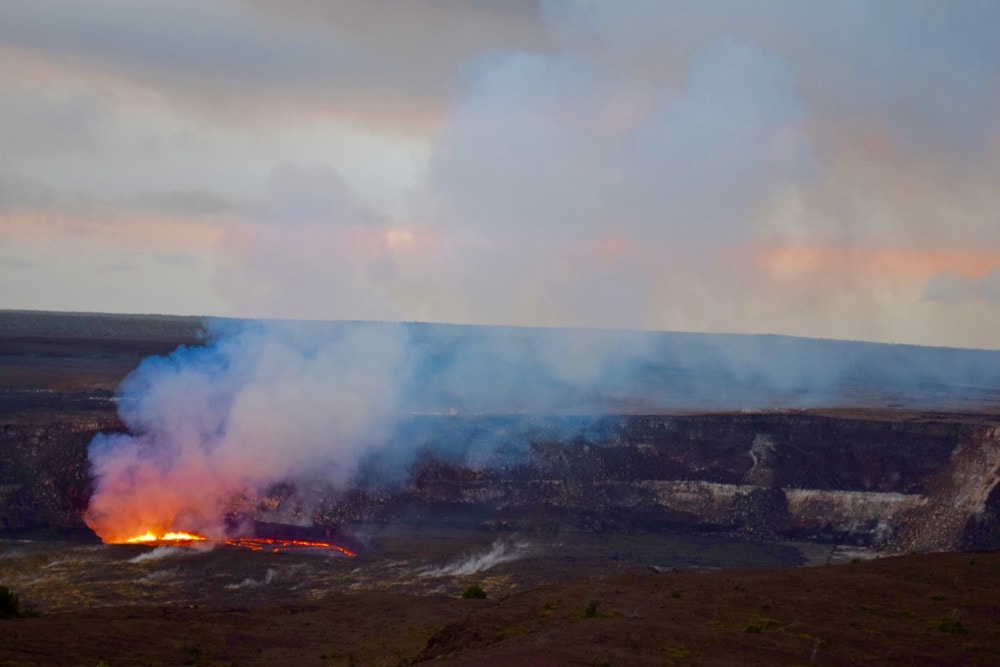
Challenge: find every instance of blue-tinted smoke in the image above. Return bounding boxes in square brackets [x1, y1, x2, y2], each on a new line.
[86, 319, 1000, 540]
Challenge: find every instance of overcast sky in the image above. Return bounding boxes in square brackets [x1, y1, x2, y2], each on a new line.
[2, 1, 1000, 348]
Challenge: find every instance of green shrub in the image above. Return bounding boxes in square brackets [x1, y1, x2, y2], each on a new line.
[663, 644, 692, 658]
[461, 585, 487, 599]
[938, 615, 968, 635]
[0, 585, 21, 619]
[745, 614, 780, 634]
[583, 601, 600, 618]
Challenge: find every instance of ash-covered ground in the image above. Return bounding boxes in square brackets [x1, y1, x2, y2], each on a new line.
[2, 532, 998, 666]
[0, 525, 823, 614]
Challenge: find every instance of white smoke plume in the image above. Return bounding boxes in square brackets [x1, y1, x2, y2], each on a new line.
[128, 547, 191, 564]
[138, 568, 177, 583]
[421, 537, 533, 578]
[226, 568, 278, 590]
[85, 318, 1000, 544]
[84, 319, 669, 542]
[86, 320, 409, 543]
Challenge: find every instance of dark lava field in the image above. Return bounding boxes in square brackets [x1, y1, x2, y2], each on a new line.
[3, 310, 1000, 665]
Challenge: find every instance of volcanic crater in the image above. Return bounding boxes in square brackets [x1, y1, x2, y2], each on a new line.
[4, 311, 1000, 665]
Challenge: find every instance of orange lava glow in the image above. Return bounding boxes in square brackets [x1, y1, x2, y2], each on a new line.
[116, 531, 355, 557]
[223, 537, 357, 557]
[122, 531, 207, 544]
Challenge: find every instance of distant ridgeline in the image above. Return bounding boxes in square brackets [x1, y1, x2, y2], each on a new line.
[0, 310, 205, 342]
[3, 309, 1000, 412]
[395, 323, 1000, 413]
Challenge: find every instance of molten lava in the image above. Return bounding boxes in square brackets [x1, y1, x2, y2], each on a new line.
[116, 530, 355, 556]
[224, 537, 357, 557]
[124, 531, 207, 544]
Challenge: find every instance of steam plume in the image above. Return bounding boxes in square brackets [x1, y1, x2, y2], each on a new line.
[86, 320, 409, 542]
[421, 537, 533, 577]
[86, 319, 1000, 542]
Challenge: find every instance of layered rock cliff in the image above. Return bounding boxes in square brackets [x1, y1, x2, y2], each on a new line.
[5, 409, 1000, 551]
[0, 417, 119, 533]
[330, 411, 1000, 551]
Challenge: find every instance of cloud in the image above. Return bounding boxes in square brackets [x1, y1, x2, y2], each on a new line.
[0, 173, 60, 213]
[0, 0, 549, 131]
[2, 2, 1000, 347]
[0, 1, 351, 94]
[926, 268, 1000, 305]
[542, 1, 1000, 158]
[263, 163, 379, 227]
[130, 189, 258, 218]
[432, 35, 811, 241]
[410, 34, 815, 330]
[0, 256, 36, 270]
[0, 85, 111, 160]
[211, 162, 410, 320]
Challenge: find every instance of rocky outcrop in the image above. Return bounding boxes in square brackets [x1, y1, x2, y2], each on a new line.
[0, 418, 122, 533]
[889, 426, 1000, 552]
[393, 412, 1000, 550]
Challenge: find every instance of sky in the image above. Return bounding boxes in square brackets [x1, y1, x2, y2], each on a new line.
[2, 1, 1000, 349]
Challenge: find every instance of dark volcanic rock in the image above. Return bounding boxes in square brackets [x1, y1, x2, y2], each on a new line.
[336, 411, 1000, 551]
[725, 486, 789, 539]
[5, 407, 1000, 553]
[0, 418, 122, 534]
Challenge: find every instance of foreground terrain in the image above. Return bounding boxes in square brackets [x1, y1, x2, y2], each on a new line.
[1, 542, 999, 665]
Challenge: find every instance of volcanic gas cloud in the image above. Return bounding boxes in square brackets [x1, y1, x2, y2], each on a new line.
[84, 320, 663, 544]
[85, 320, 408, 544]
[86, 319, 999, 545]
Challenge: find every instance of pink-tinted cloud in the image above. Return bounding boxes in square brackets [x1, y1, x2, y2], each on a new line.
[3, 2, 1000, 348]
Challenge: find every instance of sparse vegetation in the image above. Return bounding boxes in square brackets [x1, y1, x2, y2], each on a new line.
[0, 548, 999, 664]
[938, 613, 969, 635]
[0, 585, 21, 619]
[580, 600, 617, 619]
[461, 585, 487, 599]
[663, 643, 694, 658]
[180, 644, 202, 665]
[542, 598, 562, 616]
[744, 614, 781, 634]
